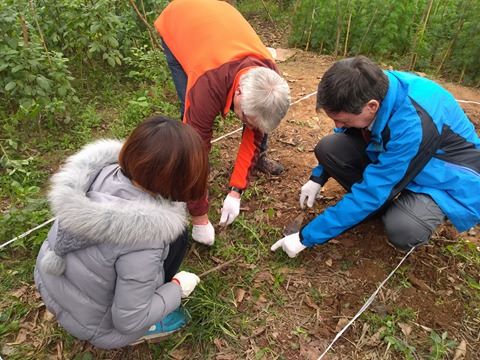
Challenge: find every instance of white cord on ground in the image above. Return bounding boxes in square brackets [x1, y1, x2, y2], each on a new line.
[316, 246, 416, 360]
[210, 127, 243, 144]
[1, 91, 477, 249]
[0, 217, 56, 250]
[457, 99, 480, 105]
[291, 91, 317, 105]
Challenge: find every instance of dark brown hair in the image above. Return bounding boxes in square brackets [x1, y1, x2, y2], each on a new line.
[119, 115, 208, 202]
[316, 56, 389, 114]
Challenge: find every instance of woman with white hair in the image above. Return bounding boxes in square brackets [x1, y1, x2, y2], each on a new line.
[154, 0, 291, 246]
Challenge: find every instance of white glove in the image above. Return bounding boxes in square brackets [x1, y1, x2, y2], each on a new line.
[271, 232, 307, 258]
[172, 271, 200, 298]
[299, 180, 322, 209]
[219, 194, 241, 226]
[192, 221, 215, 246]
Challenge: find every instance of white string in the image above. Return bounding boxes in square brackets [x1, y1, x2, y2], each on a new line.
[210, 127, 243, 144]
[456, 99, 480, 105]
[317, 246, 416, 360]
[0, 217, 56, 250]
[291, 91, 317, 105]
[1, 92, 475, 249]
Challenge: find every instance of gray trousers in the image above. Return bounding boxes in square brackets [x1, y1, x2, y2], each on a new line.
[314, 130, 446, 250]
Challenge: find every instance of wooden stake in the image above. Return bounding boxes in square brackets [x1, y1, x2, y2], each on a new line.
[343, 12, 352, 57]
[334, 0, 342, 57]
[305, 6, 316, 51]
[410, 0, 434, 70]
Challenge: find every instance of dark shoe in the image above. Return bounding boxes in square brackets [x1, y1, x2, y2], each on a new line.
[255, 155, 284, 175]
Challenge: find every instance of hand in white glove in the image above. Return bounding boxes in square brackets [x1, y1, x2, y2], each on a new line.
[299, 180, 322, 209]
[219, 193, 241, 226]
[192, 221, 215, 246]
[172, 271, 200, 298]
[270, 232, 307, 258]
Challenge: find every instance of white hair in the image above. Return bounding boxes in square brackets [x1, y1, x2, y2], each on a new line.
[239, 67, 290, 133]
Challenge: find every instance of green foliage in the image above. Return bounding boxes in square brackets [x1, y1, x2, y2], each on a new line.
[363, 307, 417, 359]
[289, 0, 480, 85]
[124, 46, 172, 84]
[0, 140, 47, 203]
[428, 330, 457, 359]
[0, 0, 172, 122]
[0, 3, 77, 120]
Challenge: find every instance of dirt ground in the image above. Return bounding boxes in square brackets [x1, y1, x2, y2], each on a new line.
[4, 25, 479, 360]
[213, 48, 480, 359]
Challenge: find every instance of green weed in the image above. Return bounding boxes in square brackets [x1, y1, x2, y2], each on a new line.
[363, 307, 417, 359]
[428, 330, 457, 360]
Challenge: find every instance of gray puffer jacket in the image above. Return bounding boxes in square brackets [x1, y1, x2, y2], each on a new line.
[34, 139, 187, 349]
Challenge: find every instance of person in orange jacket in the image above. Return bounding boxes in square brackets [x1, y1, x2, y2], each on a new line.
[154, 0, 290, 246]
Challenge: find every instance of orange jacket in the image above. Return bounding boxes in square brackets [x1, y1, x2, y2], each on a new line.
[155, 0, 278, 216]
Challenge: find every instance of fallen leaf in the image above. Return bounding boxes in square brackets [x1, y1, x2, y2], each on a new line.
[452, 339, 467, 360]
[234, 288, 246, 306]
[325, 258, 333, 267]
[304, 295, 319, 310]
[43, 309, 55, 322]
[366, 326, 386, 346]
[15, 332, 28, 347]
[398, 322, 412, 337]
[334, 318, 349, 332]
[253, 270, 274, 284]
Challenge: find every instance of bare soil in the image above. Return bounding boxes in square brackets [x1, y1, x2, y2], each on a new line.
[213, 49, 480, 359]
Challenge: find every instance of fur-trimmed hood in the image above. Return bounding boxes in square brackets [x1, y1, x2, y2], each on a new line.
[47, 139, 187, 248]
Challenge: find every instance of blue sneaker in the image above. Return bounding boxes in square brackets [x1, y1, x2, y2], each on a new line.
[131, 308, 188, 345]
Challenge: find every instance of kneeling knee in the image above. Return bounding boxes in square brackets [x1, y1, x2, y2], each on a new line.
[314, 134, 338, 163]
[383, 212, 431, 251]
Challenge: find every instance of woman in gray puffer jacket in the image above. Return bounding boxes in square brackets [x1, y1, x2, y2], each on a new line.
[34, 116, 209, 349]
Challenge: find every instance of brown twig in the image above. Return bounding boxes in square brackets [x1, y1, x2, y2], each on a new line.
[19, 15, 29, 45]
[28, 1, 51, 65]
[128, 0, 161, 49]
[260, 0, 277, 31]
[198, 256, 241, 278]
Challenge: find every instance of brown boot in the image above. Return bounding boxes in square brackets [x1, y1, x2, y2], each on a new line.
[255, 155, 284, 175]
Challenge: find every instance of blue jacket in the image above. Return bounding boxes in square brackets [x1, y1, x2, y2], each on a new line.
[301, 71, 480, 247]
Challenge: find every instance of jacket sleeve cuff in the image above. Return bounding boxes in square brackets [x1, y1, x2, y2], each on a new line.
[151, 282, 182, 318]
[298, 226, 310, 247]
[309, 172, 329, 187]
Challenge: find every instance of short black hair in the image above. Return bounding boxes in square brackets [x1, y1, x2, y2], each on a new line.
[316, 56, 389, 114]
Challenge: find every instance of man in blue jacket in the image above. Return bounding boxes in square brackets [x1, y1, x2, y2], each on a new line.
[272, 56, 480, 257]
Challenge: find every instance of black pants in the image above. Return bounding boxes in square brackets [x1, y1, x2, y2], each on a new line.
[314, 130, 445, 250]
[163, 229, 189, 282]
